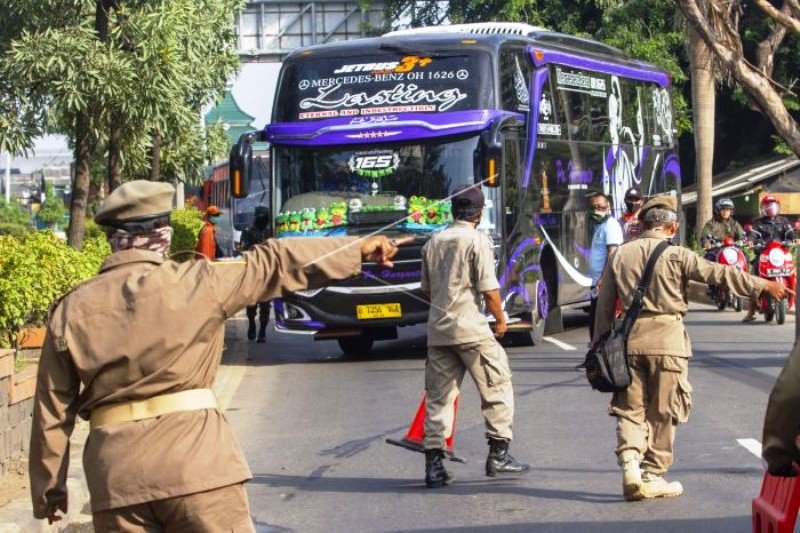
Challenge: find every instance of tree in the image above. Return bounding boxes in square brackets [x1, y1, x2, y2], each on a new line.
[677, 0, 800, 156]
[1, 1, 242, 249]
[36, 181, 67, 228]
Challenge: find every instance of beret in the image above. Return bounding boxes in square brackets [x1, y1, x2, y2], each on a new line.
[451, 184, 485, 210]
[95, 180, 175, 224]
[639, 195, 678, 222]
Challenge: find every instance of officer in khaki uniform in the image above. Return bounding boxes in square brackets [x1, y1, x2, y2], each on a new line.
[28, 181, 400, 531]
[420, 185, 529, 488]
[762, 342, 800, 476]
[593, 195, 789, 501]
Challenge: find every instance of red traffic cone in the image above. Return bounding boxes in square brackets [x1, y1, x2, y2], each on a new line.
[386, 393, 466, 463]
[752, 463, 800, 533]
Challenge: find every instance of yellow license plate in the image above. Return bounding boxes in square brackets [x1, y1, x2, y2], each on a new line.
[356, 303, 402, 320]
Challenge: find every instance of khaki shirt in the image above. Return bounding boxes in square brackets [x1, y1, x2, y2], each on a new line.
[762, 342, 800, 474]
[593, 231, 766, 357]
[30, 237, 361, 516]
[421, 221, 499, 346]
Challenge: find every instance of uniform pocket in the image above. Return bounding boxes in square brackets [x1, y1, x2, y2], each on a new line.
[480, 343, 512, 387]
[661, 356, 692, 423]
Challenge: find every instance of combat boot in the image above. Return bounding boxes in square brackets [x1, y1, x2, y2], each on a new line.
[247, 320, 256, 341]
[621, 459, 643, 501]
[638, 472, 683, 499]
[257, 320, 268, 343]
[425, 449, 454, 488]
[486, 438, 530, 477]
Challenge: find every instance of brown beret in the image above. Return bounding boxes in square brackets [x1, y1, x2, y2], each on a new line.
[95, 180, 175, 224]
[639, 194, 678, 221]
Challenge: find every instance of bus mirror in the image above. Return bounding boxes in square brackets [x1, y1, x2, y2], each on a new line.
[230, 134, 254, 199]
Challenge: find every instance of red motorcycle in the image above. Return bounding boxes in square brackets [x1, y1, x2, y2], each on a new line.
[751, 232, 796, 324]
[705, 235, 749, 311]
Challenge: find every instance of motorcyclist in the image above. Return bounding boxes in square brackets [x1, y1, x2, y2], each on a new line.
[700, 198, 746, 301]
[750, 195, 793, 244]
[743, 195, 795, 322]
[621, 187, 644, 241]
[700, 198, 745, 250]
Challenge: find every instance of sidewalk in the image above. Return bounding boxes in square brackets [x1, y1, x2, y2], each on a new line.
[0, 317, 250, 532]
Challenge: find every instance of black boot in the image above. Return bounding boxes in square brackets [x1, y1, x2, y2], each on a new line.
[425, 449, 454, 488]
[486, 438, 530, 477]
[257, 320, 267, 343]
[247, 321, 256, 340]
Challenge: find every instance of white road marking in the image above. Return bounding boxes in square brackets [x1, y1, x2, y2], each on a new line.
[542, 336, 577, 351]
[737, 438, 763, 459]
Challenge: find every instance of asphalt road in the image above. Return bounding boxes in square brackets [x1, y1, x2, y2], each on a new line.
[222, 305, 796, 532]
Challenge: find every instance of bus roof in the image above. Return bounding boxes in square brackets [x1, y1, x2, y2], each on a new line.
[283, 23, 667, 78]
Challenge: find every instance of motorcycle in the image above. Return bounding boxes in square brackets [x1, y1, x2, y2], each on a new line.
[704, 235, 749, 311]
[749, 229, 797, 324]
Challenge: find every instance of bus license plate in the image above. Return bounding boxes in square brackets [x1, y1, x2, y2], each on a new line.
[356, 303, 402, 320]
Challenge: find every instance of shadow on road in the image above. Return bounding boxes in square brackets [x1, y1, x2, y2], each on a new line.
[390, 515, 750, 533]
[250, 473, 620, 504]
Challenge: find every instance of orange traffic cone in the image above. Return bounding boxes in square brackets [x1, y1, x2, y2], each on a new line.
[752, 463, 800, 533]
[386, 393, 466, 463]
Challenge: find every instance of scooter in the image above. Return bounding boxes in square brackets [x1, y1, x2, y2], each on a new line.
[750, 229, 797, 324]
[704, 235, 749, 311]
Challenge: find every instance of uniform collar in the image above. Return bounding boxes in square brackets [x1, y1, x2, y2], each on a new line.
[453, 220, 477, 228]
[99, 248, 166, 273]
[638, 230, 671, 240]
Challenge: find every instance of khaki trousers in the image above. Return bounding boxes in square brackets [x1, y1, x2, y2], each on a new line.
[92, 483, 255, 533]
[423, 338, 514, 450]
[609, 354, 693, 475]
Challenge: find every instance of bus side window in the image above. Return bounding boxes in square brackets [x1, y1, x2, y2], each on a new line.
[559, 89, 593, 142]
[503, 135, 522, 234]
[500, 47, 533, 112]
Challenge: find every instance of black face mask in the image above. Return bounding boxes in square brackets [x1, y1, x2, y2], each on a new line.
[625, 201, 641, 214]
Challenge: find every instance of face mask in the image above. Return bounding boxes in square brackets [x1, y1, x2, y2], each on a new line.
[763, 203, 779, 218]
[589, 209, 609, 222]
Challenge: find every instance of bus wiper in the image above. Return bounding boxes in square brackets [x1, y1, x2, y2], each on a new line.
[379, 43, 468, 59]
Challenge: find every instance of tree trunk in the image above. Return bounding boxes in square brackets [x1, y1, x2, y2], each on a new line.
[67, 113, 92, 250]
[689, 23, 716, 242]
[107, 124, 122, 191]
[149, 130, 162, 181]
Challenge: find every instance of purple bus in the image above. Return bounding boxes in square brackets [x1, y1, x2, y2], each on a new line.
[229, 22, 681, 355]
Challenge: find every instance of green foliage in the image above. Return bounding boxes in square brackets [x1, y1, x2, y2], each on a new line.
[83, 219, 106, 240]
[0, 1, 243, 245]
[0, 198, 32, 227]
[36, 181, 66, 226]
[170, 206, 204, 258]
[0, 231, 110, 347]
[0, 223, 30, 239]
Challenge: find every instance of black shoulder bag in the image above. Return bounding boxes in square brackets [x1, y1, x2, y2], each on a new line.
[584, 241, 670, 392]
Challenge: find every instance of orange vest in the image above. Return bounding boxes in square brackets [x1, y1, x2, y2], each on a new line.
[197, 221, 217, 260]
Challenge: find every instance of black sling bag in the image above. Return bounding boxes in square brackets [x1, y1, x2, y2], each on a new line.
[584, 241, 670, 392]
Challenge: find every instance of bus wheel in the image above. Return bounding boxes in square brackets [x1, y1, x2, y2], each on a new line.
[338, 337, 374, 356]
[530, 280, 548, 345]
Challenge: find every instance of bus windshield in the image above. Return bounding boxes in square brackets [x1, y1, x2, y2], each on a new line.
[274, 50, 494, 123]
[274, 134, 481, 236]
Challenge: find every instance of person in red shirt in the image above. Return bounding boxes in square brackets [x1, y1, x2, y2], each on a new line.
[621, 187, 644, 241]
[197, 205, 221, 260]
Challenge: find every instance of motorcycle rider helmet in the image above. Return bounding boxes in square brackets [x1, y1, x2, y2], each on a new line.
[714, 198, 734, 214]
[760, 194, 780, 218]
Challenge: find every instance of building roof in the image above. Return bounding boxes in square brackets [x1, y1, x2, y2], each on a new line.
[681, 156, 800, 206]
[204, 90, 256, 146]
